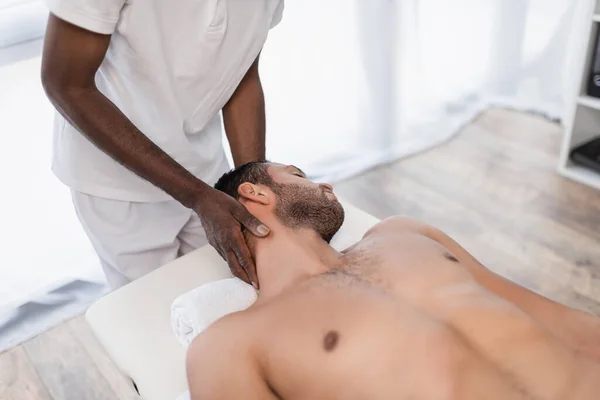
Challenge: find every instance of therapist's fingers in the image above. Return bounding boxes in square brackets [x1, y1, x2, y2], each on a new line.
[225, 250, 251, 286]
[236, 207, 270, 238]
[231, 238, 259, 290]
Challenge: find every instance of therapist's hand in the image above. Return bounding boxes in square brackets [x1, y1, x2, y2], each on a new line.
[196, 189, 269, 289]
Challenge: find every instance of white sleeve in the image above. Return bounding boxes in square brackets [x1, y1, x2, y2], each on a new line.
[270, 0, 284, 29]
[46, 0, 126, 35]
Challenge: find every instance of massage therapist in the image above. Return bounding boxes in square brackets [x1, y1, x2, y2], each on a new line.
[41, 0, 284, 290]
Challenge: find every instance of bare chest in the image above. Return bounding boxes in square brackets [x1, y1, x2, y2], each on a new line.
[254, 280, 464, 400]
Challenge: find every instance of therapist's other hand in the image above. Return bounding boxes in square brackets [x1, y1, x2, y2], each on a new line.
[196, 189, 269, 289]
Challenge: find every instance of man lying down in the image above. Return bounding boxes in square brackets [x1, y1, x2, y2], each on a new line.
[186, 161, 600, 399]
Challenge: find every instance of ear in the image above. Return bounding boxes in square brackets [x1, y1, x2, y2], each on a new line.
[237, 183, 271, 205]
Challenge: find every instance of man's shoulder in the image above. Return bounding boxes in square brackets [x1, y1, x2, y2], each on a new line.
[341, 216, 434, 254]
[363, 215, 434, 238]
[189, 311, 253, 355]
[186, 311, 273, 399]
[186, 312, 256, 381]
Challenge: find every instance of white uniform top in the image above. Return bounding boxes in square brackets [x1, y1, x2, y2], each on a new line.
[46, 0, 284, 202]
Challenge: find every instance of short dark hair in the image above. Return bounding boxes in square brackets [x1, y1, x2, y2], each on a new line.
[214, 161, 275, 199]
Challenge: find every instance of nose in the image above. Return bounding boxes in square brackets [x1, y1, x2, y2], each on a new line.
[319, 183, 334, 192]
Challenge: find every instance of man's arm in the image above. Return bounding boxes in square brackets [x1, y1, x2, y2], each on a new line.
[41, 15, 268, 286]
[222, 53, 266, 167]
[186, 318, 278, 399]
[381, 216, 600, 359]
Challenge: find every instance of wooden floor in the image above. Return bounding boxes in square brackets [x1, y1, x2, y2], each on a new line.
[2, 108, 600, 399]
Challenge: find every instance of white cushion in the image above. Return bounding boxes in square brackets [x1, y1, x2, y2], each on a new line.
[85, 200, 379, 400]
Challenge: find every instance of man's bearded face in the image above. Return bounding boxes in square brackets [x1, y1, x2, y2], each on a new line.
[272, 183, 345, 243]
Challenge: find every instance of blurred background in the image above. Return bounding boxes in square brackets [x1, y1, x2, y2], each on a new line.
[1, 0, 599, 389]
[259, 0, 581, 180]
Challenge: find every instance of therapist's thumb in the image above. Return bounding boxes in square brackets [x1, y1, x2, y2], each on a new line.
[239, 210, 270, 238]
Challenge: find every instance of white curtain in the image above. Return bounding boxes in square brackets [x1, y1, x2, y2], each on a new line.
[259, 0, 587, 182]
[0, 57, 103, 314]
[0, 0, 47, 49]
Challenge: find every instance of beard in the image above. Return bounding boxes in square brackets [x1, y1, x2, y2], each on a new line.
[272, 183, 345, 243]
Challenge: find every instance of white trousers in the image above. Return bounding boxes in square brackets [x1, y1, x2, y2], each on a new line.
[71, 191, 208, 289]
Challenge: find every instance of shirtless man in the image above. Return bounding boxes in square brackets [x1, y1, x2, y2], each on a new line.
[186, 161, 600, 399]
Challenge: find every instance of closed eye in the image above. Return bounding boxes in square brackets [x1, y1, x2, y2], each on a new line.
[287, 165, 307, 178]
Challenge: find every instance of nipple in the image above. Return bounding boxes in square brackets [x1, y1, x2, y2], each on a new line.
[323, 330, 340, 352]
[443, 252, 459, 263]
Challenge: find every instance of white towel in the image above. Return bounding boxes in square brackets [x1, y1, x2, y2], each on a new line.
[170, 277, 258, 347]
[176, 391, 190, 400]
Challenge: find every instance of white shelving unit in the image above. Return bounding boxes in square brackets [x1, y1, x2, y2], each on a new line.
[559, 1, 600, 190]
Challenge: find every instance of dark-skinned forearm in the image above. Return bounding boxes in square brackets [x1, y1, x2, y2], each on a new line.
[222, 67, 266, 168]
[45, 85, 211, 208]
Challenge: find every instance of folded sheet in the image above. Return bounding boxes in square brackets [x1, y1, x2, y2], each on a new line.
[170, 277, 258, 347]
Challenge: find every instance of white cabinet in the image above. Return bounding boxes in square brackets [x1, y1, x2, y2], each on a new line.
[560, 0, 600, 190]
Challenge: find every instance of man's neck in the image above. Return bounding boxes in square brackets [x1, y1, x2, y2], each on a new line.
[252, 222, 342, 301]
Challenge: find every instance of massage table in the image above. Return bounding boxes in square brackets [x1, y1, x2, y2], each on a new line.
[86, 200, 380, 400]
